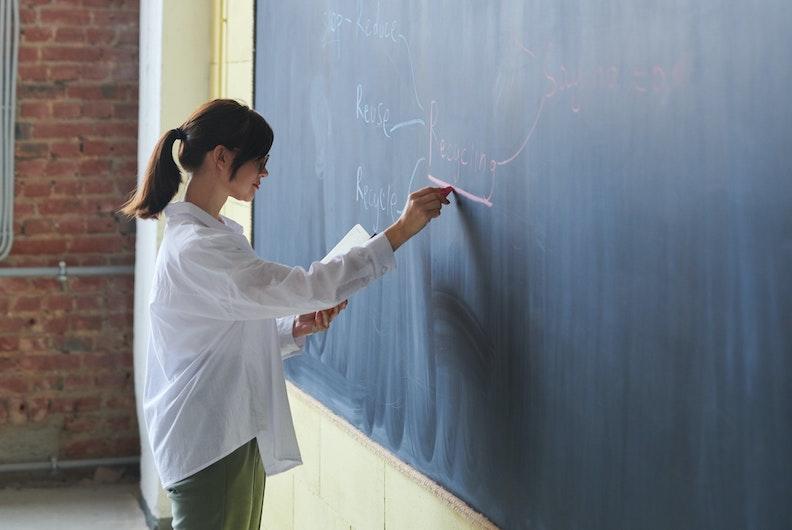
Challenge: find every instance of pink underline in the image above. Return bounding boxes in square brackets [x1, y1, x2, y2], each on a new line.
[427, 174, 493, 207]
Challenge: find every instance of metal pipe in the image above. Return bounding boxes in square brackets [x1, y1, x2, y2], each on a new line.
[0, 0, 19, 261]
[0, 455, 140, 474]
[0, 261, 134, 279]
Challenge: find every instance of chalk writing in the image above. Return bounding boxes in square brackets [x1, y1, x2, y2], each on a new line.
[355, 165, 399, 231]
[427, 100, 497, 205]
[356, 83, 391, 138]
[356, 1, 400, 43]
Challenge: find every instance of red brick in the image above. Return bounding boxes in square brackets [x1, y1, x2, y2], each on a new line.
[85, 28, 116, 45]
[50, 397, 76, 414]
[62, 439, 107, 459]
[13, 296, 42, 312]
[15, 203, 35, 217]
[76, 396, 102, 412]
[18, 65, 48, 82]
[0, 337, 20, 352]
[0, 357, 20, 371]
[42, 46, 103, 62]
[52, 102, 81, 119]
[12, 239, 67, 254]
[85, 217, 116, 233]
[52, 179, 82, 195]
[50, 141, 82, 158]
[112, 62, 138, 81]
[15, 142, 49, 160]
[82, 178, 115, 194]
[0, 318, 30, 333]
[20, 102, 51, 120]
[117, 28, 137, 47]
[84, 0, 138, 8]
[81, 101, 113, 118]
[93, 122, 137, 137]
[69, 277, 106, 291]
[31, 376, 63, 392]
[73, 316, 103, 331]
[112, 103, 137, 120]
[54, 27, 85, 44]
[22, 27, 53, 43]
[44, 294, 73, 311]
[95, 371, 131, 388]
[64, 375, 94, 391]
[40, 8, 92, 26]
[19, 181, 53, 198]
[9, 0, 139, 461]
[28, 398, 50, 423]
[81, 64, 113, 81]
[79, 159, 112, 175]
[0, 377, 29, 394]
[20, 8, 38, 25]
[81, 353, 116, 369]
[19, 336, 52, 354]
[33, 122, 95, 139]
[81, 140, 111, 156]
[49, 65, 81, 82]
[41, 316, 70, 334]
[19, 354, 81, 371]
[22, 218, 55, 236]
[46, 160, 80, 177]
[104, 394, 134, 410]
[102, 48, 137, 64]
[18, 46, 40, 63]
[105, 415, 131, 431]
[18, 84, 66, 100]
[92, 10, 138, 27]
[56, 218, 86, 234]
[64, 415, 98, 432]
[0, 278, 33, 294]
[113, 141, 137, 156]
[8, 398, 28, 425]
[38, 198, 84, 215]
[109, 436, 140, 457]
[75, 295, 102, 310]
[69, 237, 125, 254]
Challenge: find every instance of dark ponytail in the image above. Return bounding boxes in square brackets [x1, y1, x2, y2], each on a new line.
[119, 99, 274, 219]
[119, 128, 183, 219]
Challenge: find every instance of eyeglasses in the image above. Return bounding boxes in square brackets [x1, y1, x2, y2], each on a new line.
[258, 154, 269, 173]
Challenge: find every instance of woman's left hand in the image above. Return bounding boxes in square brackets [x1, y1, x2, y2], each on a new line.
[292, 300, 349, 338]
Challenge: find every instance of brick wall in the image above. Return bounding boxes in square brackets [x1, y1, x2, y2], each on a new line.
[0, 0, 139, 462]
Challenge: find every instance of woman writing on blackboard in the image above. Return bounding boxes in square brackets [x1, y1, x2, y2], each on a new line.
[120, 99, 451, 530]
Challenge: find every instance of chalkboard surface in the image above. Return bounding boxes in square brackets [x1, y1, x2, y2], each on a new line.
[253, 2, 792, 528]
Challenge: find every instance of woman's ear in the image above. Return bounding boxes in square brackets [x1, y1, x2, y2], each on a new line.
[211, 145, 231, 172]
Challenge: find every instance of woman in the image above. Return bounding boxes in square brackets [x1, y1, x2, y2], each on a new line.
[120, 99, 451, 529]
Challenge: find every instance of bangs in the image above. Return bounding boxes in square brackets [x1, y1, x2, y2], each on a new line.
[230, 111, 274, 175]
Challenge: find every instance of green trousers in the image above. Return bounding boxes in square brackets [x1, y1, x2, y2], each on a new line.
[166, 438, 266, 530]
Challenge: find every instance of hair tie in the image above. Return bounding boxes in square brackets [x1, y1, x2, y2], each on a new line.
[174, 127, 187, 141]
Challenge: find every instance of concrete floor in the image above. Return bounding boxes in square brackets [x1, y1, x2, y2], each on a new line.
[0, 483, 149, 530]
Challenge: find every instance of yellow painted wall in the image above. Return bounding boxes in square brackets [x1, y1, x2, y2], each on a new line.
[213, 3, 496, 529]
[264, 383, 497, 530]
[212, 0, 254, 240]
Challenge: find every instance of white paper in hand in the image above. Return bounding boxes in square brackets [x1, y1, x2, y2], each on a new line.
[321, 224, 372, 264]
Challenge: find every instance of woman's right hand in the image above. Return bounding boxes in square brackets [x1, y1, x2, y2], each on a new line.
[385, 186, 453, 251]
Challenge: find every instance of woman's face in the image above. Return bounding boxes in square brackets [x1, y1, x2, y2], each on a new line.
[226, 155, 269, 202]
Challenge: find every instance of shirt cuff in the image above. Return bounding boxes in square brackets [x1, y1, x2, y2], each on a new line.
[276, 316, 305, 359]
[363, 231, 397, 277]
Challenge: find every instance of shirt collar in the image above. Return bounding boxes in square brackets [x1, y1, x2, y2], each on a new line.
[164, 201, 244, 235]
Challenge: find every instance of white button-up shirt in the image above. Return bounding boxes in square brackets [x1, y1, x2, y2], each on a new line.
[144, 201, 396, 487]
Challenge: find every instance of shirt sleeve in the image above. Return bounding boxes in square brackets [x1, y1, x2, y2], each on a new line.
[169, 230, 396, 321]
[276, 315, 305, 359]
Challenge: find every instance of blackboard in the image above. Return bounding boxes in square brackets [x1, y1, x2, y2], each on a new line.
[253, 2, 792, 528]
